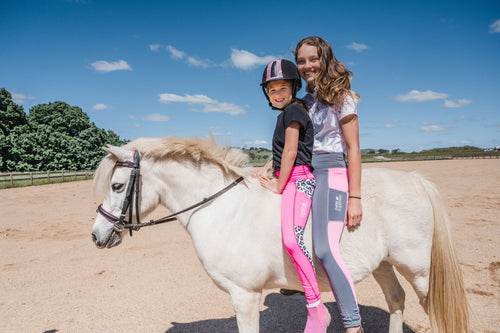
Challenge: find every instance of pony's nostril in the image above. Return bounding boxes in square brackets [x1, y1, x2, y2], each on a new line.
[91, 233, 97, 244]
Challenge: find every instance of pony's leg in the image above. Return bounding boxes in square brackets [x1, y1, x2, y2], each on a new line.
[394, 265, 429, 311]
[372, 261, 405, 333]
[230, 288, 261, 333]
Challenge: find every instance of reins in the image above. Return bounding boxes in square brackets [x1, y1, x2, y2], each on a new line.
[97, 150, 245, 236]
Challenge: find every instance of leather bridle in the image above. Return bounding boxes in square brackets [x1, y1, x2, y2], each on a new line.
[96, 150, 245, 236]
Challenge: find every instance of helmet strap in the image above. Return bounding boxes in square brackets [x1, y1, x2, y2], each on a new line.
[268, 96, 298, 111]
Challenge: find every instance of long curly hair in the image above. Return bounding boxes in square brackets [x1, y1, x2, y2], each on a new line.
[294, 36, 360, 107]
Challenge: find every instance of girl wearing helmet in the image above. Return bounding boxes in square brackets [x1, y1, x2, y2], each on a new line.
[295, 36, 363, 333]
[257, 59, 331, 333]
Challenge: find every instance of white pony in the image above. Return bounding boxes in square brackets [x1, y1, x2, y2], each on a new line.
[91, 136, 470, 333]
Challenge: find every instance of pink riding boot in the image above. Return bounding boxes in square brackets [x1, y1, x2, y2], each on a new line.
[304, 300, 331, 333]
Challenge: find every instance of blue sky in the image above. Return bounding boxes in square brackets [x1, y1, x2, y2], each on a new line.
[2, 0, 499, 152]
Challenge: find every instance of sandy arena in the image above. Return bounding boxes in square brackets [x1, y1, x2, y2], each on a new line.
[1, 159, 499, 332]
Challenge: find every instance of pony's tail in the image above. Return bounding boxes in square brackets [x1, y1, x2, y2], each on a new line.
[421, 175, 470, 333]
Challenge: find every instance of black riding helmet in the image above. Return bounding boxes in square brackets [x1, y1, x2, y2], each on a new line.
[261, 59, 302, 110]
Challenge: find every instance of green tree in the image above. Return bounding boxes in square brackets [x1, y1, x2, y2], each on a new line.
[0, 88, 28, 136]
[0, 89, 127, 171]
[25, 101, 126, 170]
[27, 101, 90, 137]
[0, 89, 30, 171]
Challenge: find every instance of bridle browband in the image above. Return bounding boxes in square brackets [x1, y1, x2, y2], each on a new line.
[96, 150, 245, 236]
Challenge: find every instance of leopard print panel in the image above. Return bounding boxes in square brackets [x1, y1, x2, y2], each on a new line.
[295, 178, 316, 199]
[294, 225, 315, 271]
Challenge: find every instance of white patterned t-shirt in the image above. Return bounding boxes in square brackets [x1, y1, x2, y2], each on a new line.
[303, 90, 358, 154]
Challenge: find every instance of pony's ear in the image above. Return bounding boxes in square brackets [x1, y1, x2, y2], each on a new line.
[102, 145, 134, 161]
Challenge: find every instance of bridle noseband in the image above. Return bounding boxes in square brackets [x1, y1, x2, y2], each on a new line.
[97, 150, 245, 236]
[97, 150, 142, 236]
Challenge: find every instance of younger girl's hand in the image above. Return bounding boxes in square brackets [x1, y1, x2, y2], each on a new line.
[258, 175, 279, 194]
[252, 160, 273, 178]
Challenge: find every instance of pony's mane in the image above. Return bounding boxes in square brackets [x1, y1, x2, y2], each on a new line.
[124, 135, 249, 172]
[94, 135, 250, 194]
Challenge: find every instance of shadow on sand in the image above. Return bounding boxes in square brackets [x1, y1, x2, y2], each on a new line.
[165, 292, 417, 333]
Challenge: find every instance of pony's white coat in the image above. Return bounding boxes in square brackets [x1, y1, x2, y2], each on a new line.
[91, 136, 469, 333]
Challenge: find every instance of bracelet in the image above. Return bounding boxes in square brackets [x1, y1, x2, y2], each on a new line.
[349, 196, 361, 199]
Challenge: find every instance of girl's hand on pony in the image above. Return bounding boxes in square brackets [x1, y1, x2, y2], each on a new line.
[251, 167, 265, 178]
[252, 160, 273, 178]
[258, 175, 279, 194]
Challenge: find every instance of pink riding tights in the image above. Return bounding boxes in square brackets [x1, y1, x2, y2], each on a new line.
[277, 165, 320, 304]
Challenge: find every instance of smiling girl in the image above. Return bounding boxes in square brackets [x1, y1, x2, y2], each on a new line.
[257, 59, 331, 333]
[295, 36, 363, 333]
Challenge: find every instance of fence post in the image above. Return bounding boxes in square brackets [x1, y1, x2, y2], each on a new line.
[62, 170, 64, 182]
[10, 173, 13, 188]
[48, 171, 51, 184]
[30, 172, 33, 185]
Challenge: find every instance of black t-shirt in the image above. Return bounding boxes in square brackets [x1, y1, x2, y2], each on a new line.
[272, 103, 314, 171]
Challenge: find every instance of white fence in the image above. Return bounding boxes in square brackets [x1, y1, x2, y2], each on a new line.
[0, 170, 94, 188]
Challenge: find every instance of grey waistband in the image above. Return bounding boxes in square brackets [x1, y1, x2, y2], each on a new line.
[312, 152, 347, 169]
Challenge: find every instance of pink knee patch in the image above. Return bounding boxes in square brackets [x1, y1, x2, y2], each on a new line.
[328, 168, 349, 192]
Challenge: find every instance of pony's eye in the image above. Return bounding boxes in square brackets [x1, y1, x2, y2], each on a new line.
[112, 183, 125, 192]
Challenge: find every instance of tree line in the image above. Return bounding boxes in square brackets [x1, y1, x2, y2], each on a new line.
[0, 88, 127, 172]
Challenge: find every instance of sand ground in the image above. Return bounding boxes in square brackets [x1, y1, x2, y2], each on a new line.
[1, 159, 499, 332]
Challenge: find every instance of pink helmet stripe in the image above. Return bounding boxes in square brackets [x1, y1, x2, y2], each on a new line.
[266, 59, 283, 81]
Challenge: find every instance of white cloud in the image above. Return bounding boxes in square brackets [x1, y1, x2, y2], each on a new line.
[149, 44, 161, 51]
[394, 90, 472, 108]
[212, 131, 233, 136]
[443, 99, 473, 108]
[347, 42, 368, 52]
[159, 93, 214, 104]
[11, 92, 35, 104]
[230, 49, 277, 70]
[162, 46, 276, 70]
[195, 102, 245, 115]
[245, 140, 269, 147]
[453, 140, 473, 145]
[91, 60, 132, 72]
[91, 104, 113, 110]
[129, 113, 171, 122]
[382, 120, 399, 128]
[393, 90, 449, 102]
[165, 45, 211, 68]
[158, 93, 245, 116]
[420, 124, 447, 132]
[187, 56, 211, 68]
[489, 19, 500, 33]
[166, 45, 186, 59]
[144, 114, 171, 121]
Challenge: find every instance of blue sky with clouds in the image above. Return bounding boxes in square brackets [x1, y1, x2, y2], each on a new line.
[2, 0, 499, 152]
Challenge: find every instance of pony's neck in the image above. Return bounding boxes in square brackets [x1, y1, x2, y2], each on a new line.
[152, 158, 230, 225]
